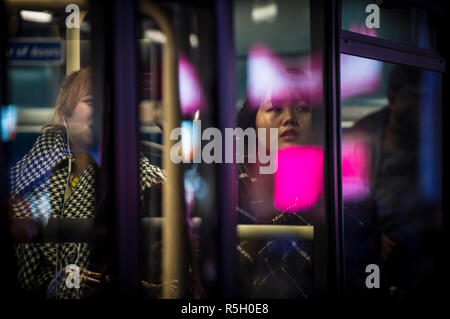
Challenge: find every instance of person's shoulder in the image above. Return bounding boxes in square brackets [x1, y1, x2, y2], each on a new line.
[10, 125, 67, 193]
[351, 107, 390, 133]
[29, 125, 67, 154]
[139, 155, 165, 188]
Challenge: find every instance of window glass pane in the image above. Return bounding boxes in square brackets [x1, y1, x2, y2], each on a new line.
[234, 0, 326, 298]
[4, 1, 108, 298]
[342, 0, 437, 50]
[341, 55, 443, 298]
[137, 14, 164, 299]
[138, 1, 216, 298]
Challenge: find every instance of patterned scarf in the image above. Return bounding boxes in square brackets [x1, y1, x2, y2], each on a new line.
[10, 126, 165, 298]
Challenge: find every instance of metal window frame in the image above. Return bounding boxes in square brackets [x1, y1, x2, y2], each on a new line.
[111, 0, 141, 297]
[216, 0, 238, 298]
[341, 30, 445, 72]
[323, 0, 345, 298]
[0, 0, 17, 296]
[308, 0, 346, 298]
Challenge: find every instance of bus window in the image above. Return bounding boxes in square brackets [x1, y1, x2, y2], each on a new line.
[137, 0, 217, 298]
[3, 0, 109, 299]
[234, 0, 326, 298]
[342, 0, 438, 51]
[341, 56, 443, 298]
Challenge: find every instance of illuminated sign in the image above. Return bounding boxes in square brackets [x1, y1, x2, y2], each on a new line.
[7, 38, 64, 65]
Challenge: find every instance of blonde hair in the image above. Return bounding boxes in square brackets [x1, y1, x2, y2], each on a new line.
[44, 68, 91, 131]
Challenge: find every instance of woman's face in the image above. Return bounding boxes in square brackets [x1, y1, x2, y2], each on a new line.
[255, 93, 312, 150]
[65, 95, 94, 151]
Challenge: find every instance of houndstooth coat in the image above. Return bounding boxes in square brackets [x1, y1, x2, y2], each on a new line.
[9, 126, 164, 298]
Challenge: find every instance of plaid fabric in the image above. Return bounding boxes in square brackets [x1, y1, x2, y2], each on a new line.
[139, 155, 165, 202]
[237, 162, 313, 299]
[237, 215, 313, 299]
[10, 126, 165, 299]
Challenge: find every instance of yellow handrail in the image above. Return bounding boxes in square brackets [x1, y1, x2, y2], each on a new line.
[139, 1, 186, 299]
[237, 225, 314, 241]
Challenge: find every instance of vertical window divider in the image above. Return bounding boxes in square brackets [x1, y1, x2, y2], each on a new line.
[325, 0, 345, 297]
[215, 0, 238, 298]
[0, 0, 16, 295]
[112, 0, 140, 297]
[310, 0, 345, 298]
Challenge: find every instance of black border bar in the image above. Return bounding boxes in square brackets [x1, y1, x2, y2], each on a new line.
[341, 30, 446, 72]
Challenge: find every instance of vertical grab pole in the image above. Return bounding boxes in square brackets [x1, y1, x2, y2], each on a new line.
[66, 10, 87, 75]
[140, 1, 186, 298]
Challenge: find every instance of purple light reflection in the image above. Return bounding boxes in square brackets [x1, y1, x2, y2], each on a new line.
[340, 54, 382, 100]
[247, 44, 301, 108]
[341, 137, 371, 202]
[349, 23, 377, 37]
[178, 53, 205, 116]
[246, 43, 382, 107]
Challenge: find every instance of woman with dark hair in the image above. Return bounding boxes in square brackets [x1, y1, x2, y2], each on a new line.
[237, 70, 319, 221]
[236, 68, 381, 298]
[236, 79, 317, 298]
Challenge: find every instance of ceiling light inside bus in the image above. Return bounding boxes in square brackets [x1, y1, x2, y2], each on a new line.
[20, 10, 52, 23]
[251, 2, 278, 23]
[144, 30, 167, 44]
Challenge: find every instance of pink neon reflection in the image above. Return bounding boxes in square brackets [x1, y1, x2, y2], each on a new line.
[247, 44, 308, 108]
[341, 137, 371, 202]
[178, 53, 204, 116]
[340, 54, 382, 99]
[340, 24, 380, 98]
[247, 43, 382, 108]
[349, 23, 377, 37]
[274, 146, 323, 213]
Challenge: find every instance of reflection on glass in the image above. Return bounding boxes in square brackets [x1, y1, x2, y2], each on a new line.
[179, 54, 205, 117]
[342, 57, 443, 299]
[342, 0, 437, 50]
[340, 54, 382, 100]
[341, 136, 371, 202]
[235, 0, 321, 297]
[247, 44, 311, 108]
[9, 68, 101, 299]
[248, 44, 383, 109]
[5, 3, 168, 299]
[138, 1, 216, 298]
[3, 3, 104, 299]
[1, 104, 17, 142]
